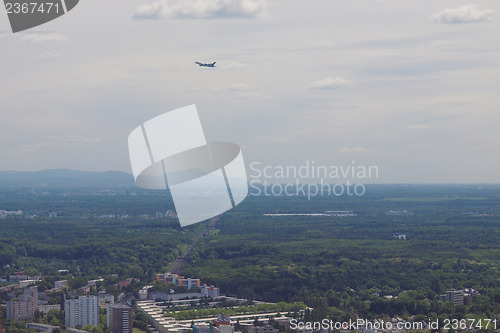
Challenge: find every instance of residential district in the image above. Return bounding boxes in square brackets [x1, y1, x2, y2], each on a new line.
[1, 271, 491, 333]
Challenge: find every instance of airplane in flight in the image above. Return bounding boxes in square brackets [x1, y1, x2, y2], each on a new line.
[195, 61, 216, 67]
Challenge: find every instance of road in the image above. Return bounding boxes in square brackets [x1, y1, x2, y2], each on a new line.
[170, 214, 222, 274]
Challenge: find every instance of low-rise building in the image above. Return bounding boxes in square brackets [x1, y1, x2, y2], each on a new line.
[54, 280, 68, 288]
[252, 326, 277, 333]
[156, 273, 201, 290]
[9, 273, 28, 282]
[215, 326, 234, 333]
[201, 285, 220, 298]
[139, 286, 153, 301]
[118, 278, 138, 289]
[67, 329, 89, 333]
[178, 277, 201, 290]
[151, 291, 202, 301]
[26, 323, 59, 332]
[19, 280, 38, 288]
[88, 278, 104, 287]
[440, 289, 465, 305]
[193, 325, 210, 333]
[98, 292, 115, 306]
[38, 304, 61, 314]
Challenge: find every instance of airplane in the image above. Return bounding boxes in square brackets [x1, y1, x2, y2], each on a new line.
[195, 61, 216, 67]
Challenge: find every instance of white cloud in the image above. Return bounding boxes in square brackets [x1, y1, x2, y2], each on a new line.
[20, 32, 68, 43]
[338, 147, 378, 154]
[310, 77, 352, 90]
[133, 0, 267, 20]
[38, 51, 63, 60]
[431, 5, 495, 24]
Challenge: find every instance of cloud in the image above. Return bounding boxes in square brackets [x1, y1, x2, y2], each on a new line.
[431, 5, 495, 24]
[338, 147, 378, 154]
[38, 51, 63, 60]
[310, 77, 352, 90]
[20, 32, 68, 43]
[133, 0, 267, 20]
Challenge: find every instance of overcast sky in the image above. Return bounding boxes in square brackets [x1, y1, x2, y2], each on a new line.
[1, 0, 499, 183]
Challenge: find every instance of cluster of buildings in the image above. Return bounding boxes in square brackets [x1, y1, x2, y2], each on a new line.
[156, 273, 201, 290]
[2, 275, 134, 333]
[96, 211, 177, 220]
[0, 209, 60, 219]
[98, 214, 130, 219]
[392, 233, 407, 241]
[0, 272, 48, 291]
[193, 313, 235, 333]
[65, 295, 133, 333]
[386, 210, 413, 216]
[150, 284, 220, 302]
[137, 300, 286, 333]
[152, 273, 220, 301]
[155, 210, 178, 219]
[0, 209, 23, 218]
[439, 288, 480, 305]
[4, 286, 61, 319]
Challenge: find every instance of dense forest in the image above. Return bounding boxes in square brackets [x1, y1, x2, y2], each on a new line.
[182, 185, 500, 321]
[0, 184, 499, 329]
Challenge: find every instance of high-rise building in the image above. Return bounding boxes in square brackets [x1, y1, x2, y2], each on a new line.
[6, 287, 38, 320]
[65, 296, 99, 328]
[107, 304, 133, 333]
[65, 299, 79, 328]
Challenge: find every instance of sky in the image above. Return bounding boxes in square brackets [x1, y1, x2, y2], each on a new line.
[0, 0, 499, 183]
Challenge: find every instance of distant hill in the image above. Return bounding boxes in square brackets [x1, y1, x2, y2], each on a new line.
[0, 169, 135, 189]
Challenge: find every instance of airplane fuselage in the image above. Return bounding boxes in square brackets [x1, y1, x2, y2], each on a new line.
[195, 61, 216, 67]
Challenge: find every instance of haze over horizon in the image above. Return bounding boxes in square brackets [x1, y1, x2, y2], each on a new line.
[1, 0, 499, 184]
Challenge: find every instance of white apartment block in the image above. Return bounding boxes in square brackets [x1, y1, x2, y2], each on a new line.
[65, 295, 99, 328]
